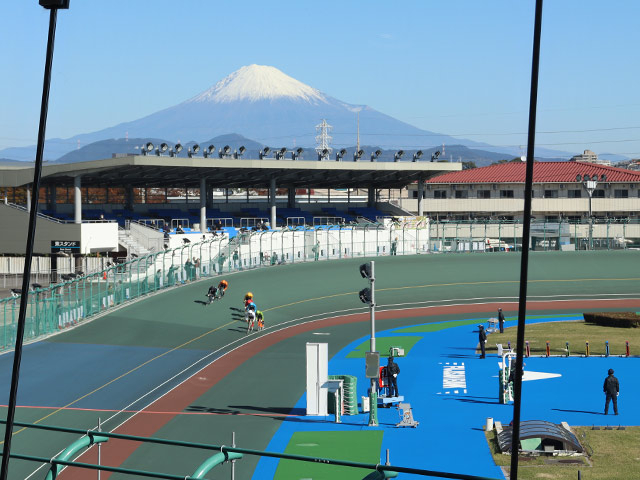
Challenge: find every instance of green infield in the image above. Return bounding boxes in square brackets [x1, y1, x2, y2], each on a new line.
[486, 320, 640, 356]
[274, 431, 383, 480]
[395, 318, 481, 333]
[346, 336, 422, 358]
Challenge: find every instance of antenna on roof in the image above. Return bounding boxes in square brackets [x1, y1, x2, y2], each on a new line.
[356, 111, 360, 153]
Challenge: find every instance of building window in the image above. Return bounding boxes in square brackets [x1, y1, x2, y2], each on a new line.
[592, 189, 605, 198]
[500, 190, 514, 198]
[412, 191, 418, 199]
[434, 190, 447, 199]
[455, 190, 468, 199]
[614, 190, 629, 198]
[544, 190, 558, 198]
[568, 190, 582, 198]
[567, 215, 582, 223]
[477, 190, 491, 199]
[545, 215, 559, 222]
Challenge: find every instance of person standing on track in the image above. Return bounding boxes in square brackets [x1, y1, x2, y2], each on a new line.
[478, 324, 487, 358]
[386, 356, 400, 397]
[604, 368, 620, 415]
[498, 308, 505, 333]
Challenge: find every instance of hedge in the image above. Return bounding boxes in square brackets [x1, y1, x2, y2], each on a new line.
[583, 312, 640, 328]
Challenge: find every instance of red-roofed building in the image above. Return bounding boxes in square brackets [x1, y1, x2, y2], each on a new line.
[404, 161, 640, 222]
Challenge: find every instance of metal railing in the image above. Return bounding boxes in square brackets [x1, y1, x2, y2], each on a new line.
[2, 219, 639, 350]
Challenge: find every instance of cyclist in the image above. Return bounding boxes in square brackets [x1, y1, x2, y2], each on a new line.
[245, 299, 257, 322]
[256, 310, 265, 331]
[246, 308, 256, 334]
[206, 285, 218, 305]
[217, 279, 228, 298]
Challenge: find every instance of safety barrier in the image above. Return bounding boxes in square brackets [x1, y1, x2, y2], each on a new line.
[2, 217, 638, 351]
[0, 420, 497, 480]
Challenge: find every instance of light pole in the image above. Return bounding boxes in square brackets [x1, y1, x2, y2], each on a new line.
[577, 173, 605, 250]
[358, 262, 378, 426]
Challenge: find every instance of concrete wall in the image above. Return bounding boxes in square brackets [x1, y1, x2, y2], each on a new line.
[0, 203, 118, 255]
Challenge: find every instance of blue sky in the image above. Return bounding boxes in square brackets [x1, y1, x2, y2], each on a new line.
[1, 0, 639, 159]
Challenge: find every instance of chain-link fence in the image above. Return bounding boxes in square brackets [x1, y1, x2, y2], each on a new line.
[1, 219, 638, 351]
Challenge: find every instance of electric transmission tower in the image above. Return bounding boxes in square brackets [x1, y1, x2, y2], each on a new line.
[315, 119, 333, 160]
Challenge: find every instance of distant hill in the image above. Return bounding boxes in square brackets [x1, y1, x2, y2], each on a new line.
[0, 64, 577, 163]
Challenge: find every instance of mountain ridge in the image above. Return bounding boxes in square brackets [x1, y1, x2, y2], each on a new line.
[0, 64, 584, 162]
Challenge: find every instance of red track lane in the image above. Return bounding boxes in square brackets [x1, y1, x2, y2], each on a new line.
[59, 298, 640, 479]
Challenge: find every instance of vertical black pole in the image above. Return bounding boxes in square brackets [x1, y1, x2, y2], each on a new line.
[0, 8, 59, 480]
[510, 1, 544, 479]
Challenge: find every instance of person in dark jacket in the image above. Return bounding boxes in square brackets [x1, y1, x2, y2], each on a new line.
[386, 356, 400, 397]
[478, 325, 487, 358]
[206, 285, 218, 305]
[603, 368, 620, 415]
[498, 308, 505, 333]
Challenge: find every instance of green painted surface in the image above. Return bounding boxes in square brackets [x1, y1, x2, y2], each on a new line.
[274, 431, 383, 480]
[7, 251, 640, 480]
[346, 336, 422, 358]
[395, 319, 481, 334]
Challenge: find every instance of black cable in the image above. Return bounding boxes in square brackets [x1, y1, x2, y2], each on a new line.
[0, 8, 60, 480]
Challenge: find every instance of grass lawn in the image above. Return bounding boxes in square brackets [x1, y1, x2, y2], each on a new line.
[485, 427, 640, 480]
[483, 320, 640, 356]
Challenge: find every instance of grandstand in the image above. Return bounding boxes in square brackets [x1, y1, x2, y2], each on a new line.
[0, 155, 457, 257]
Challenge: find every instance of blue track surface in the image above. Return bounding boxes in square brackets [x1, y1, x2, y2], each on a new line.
[255, 314, 639, 479]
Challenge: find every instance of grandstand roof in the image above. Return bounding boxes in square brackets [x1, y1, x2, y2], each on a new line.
[0, 155, 460, 189]
[426, 161, 640, 184]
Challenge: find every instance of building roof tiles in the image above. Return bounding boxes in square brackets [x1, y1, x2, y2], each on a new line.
[427, 161, 640, 184]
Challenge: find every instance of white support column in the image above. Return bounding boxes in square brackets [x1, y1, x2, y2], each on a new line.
[74, 175, 82, 224]
[270, 177, 277, 228]
[26, 187, 31, 213]
[200, 178, 207, 233]
[417, 177, 424, 216]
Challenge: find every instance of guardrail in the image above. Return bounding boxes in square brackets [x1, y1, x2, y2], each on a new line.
[2, 219, 639, 349]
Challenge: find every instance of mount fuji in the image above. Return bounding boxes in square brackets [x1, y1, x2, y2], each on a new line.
[0, 65, 563, 162]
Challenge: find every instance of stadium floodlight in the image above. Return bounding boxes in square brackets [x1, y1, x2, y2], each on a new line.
[352, 149, 364, 161]
[370, 149, 381, 162]
[413, 150, 423, 162]
[600, 174, 607, 182]
[431, 150, 441, 162]
[576, 174, 582, 182]
[141, 142, 154, 156]
[359, 262, 372, 279]
[394, 150, 404, 162]
[336, 148, 347, 161]
[156, 143, 168, 156]
[233, 146, 246, 159]
[188, 144, 200, 158]
[170, 143, 183, 157]
[203, 145, 215, 158]
[291, 147, 303, 160]
[359, 287, 372, 304]
[259, 147, 271, 160]
[318, 148, 329, 161]
[275, 147, 288, 160]
[39, 0, 70, 8]
[218, 145, 231, 158]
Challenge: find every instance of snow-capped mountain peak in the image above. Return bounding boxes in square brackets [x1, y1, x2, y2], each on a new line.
[188, 64, 328, 104]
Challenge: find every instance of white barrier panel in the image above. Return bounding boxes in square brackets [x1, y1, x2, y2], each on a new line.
[306, 342, 328, 416]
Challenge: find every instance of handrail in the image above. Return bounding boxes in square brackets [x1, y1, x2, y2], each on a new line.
[191, 451, 243, 478]
[0, 420, 500, 480]
[45, 433, 108, 480]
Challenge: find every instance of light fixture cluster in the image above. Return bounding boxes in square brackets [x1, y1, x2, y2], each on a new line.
[139, 142, 438, 163]
[139, 142, 246, 159]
